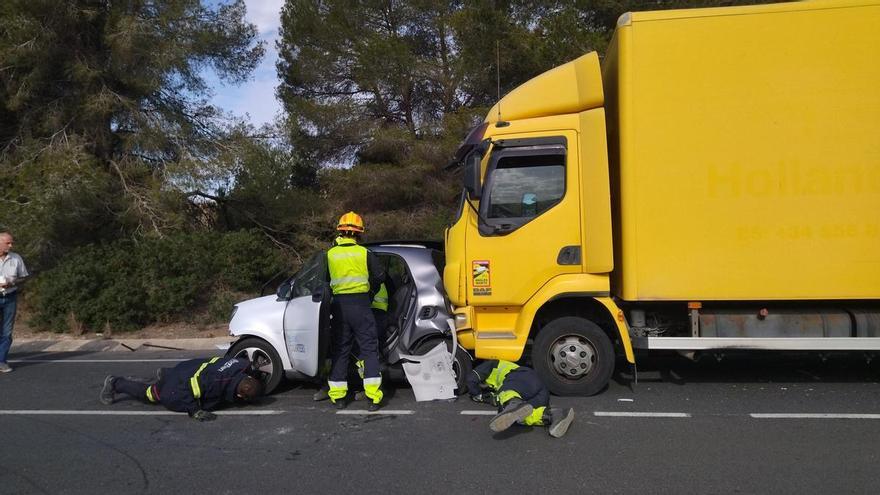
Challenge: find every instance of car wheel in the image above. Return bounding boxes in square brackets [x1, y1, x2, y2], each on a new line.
[532, 317, 614, 396]
[228, 337, 284, 394]
[414, 338, 474, 395]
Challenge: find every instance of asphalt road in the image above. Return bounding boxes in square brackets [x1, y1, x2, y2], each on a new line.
[1, 350, 879, 494]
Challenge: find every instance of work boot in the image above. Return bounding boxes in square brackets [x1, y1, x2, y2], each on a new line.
[99, 375, 117, 405]
[354, 390, 367, 401]
[368, 400, 383, 412]
[547, 407, 575, 438]
[489, 399, 533, 433]
[331, 394, 348, 409]
[313, 387, 330, 401]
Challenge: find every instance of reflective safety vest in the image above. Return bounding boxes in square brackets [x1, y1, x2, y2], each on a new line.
[371, 283, 388, 311]
[485, 360, 520, 391]
[327, 237, 370, 295]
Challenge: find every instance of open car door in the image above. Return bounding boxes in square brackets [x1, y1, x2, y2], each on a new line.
[281, 253, 330, 377]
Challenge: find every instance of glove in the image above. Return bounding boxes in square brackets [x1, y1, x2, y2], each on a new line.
[471, 393, 497, 407]
[191, 410, 217, 422]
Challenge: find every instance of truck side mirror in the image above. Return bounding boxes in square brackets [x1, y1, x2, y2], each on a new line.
[464, 151, 482, 200]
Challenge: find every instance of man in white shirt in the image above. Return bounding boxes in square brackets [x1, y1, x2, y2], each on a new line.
[0, 231, 29, 373]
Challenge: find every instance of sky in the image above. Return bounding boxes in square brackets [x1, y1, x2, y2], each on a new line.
[208, 0, 285, 128]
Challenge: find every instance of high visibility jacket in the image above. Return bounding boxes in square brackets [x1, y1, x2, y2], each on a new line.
[466, 359, 522, 396]
[325, 236, 385, 296]
[154, 357, 251, 414]
[327, 237, 370, 294]
[371, 283, 388, 311]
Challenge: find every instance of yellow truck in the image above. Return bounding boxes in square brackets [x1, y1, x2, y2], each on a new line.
[444, 0, 880, 395]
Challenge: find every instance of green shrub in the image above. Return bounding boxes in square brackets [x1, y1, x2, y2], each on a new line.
[29, 230, 287, 332]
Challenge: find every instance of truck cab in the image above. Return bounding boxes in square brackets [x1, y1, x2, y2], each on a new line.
[445, 53, 634, 396]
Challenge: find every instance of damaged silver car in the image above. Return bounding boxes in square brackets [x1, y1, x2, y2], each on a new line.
[227, 242, 472, 393]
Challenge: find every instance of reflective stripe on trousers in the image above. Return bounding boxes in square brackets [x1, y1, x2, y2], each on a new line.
[146, 385, 159, 403]
[522, 406, 546, 426]
[497, 389, 522, 406]
[363, 376, 383, 404]
[328, 380, 348, 403]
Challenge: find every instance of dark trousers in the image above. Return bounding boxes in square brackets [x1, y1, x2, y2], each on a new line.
[501, 369, 550, 409]
[372, 308, 387, 355]
[114, 377, 153, 403]
[329, 294, 380, 381]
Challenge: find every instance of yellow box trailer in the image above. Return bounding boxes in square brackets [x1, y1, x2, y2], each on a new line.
[605, 0, 880, 302]
[445, 0, 880, 396]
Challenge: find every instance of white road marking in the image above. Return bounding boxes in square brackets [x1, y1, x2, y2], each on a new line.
[9, 359, 185, 363]
[0, 410, 285, 416]
[460, 410, 497, 416]
[594, 411, 691, 418]
[336, 410, 415, 415]
[750, 413, 880, 420]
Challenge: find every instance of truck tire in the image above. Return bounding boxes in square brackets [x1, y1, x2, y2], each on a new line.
[532, 317, 614, 396]
[228, 337, 284, 394]
[414, 338, 474, 395]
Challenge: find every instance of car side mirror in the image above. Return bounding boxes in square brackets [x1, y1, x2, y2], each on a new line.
[464, 151, 482, 200]
[276, 280, 293, 301]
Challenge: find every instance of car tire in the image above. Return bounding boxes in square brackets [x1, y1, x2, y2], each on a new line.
[414, 338, 474, 395]
[532, 317, 614, 396]
[228, 337, 284, 394]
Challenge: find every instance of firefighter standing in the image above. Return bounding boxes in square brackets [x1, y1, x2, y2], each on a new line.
[467, 359, 575, 437]
[325, 212, 386, 410]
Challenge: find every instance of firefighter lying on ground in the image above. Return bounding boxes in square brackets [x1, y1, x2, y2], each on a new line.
[99, 356, 264, 421]
[467, 359, 575, 437]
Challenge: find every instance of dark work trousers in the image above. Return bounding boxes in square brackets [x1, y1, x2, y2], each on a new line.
[114, 377, 153, 403]
[372, 308, 388, 357]
[500, 369, 550, 410]
[329, 294, 380, 382]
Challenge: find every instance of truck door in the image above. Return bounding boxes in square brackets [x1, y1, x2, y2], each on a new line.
[281, 252, 330, 377]
[466, 132, 582, 307]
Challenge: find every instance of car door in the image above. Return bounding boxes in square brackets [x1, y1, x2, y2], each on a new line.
[281, 252, 330, 377]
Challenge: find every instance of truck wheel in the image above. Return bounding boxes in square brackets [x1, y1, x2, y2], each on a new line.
[228, 337, 284, 394]
[414, 339, 474, 395]
[532, 317, 614, 396]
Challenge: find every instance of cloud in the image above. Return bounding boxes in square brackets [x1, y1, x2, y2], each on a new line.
[244, 0, 284, 36]
[207, 0, 285, 127]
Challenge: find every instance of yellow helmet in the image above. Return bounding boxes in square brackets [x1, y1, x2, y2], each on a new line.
[337, 211, 365, 233]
